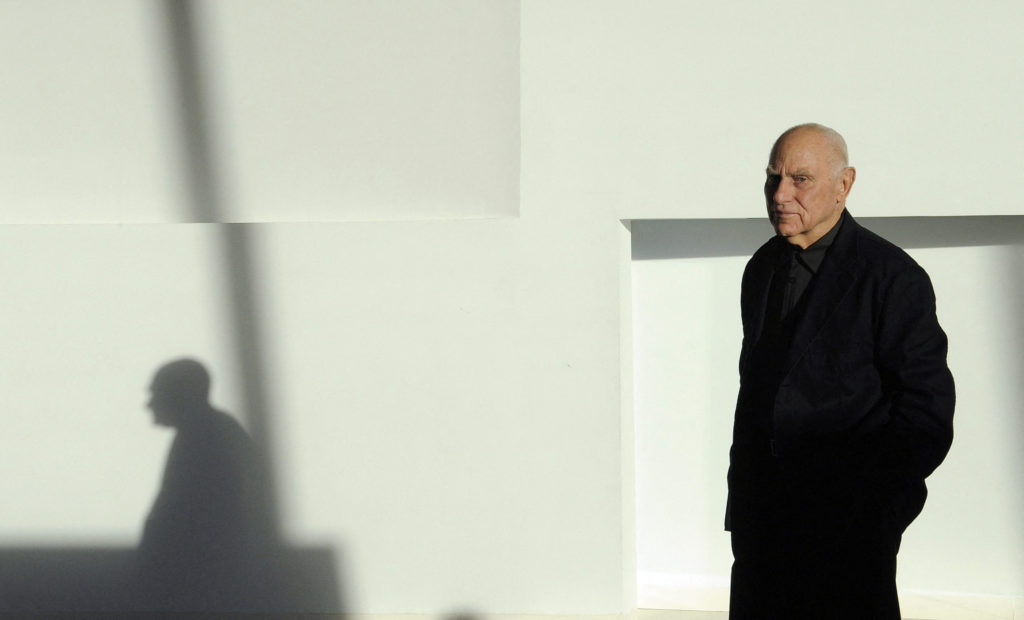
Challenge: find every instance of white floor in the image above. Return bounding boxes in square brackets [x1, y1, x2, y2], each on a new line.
[639, 611, 725, 620]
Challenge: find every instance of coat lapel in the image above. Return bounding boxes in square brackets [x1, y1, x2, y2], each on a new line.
[782, 212, 865, 375]
[749, 238, 789, 346]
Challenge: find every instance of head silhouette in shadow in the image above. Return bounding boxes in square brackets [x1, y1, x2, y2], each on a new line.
[147, 357, 214, 427]
[135, 358, 273, 612]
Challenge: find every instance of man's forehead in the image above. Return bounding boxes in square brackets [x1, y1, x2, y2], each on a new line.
[766, 163, 815, 176]
[770, 135, 833, 169]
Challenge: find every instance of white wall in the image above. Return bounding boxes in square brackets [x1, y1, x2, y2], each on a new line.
[632, 219, 1024, 617]
[541, 0, 1024, 221]
[0, 225, 238, 543]
[2, 0, 1023, 616]
[632, 249, 744, 611]
[258, 217, 630, 613]
[1, 1, 633, 615]
[0, 1, 180, 222]
[0, 0, 519, 223]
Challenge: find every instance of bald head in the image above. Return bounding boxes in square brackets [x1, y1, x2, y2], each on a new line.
[771, 123, 850, 180]
[764, 123, 857, 249]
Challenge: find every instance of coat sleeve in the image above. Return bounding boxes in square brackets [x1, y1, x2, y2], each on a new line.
[872, 264, 955, 485]
[737, 257, 758, 379]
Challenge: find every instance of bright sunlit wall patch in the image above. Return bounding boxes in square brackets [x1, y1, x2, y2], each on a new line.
[208, 0, 521, 222]
[0, 0, 520, 224]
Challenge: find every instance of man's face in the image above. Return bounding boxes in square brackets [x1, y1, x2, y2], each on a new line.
[764, 129, 853, 249]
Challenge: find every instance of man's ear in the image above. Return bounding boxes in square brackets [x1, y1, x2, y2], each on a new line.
[838, 166, 856, 202]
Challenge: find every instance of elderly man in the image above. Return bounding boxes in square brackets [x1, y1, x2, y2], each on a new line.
[726, 124, 955, 619]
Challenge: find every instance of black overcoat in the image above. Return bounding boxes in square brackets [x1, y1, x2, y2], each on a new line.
[726, 211, 955, 540]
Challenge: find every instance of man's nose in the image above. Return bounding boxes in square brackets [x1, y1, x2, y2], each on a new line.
[772, 178, 792, 204]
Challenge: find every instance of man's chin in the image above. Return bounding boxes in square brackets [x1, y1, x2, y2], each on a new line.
[773, 222, 801, 238]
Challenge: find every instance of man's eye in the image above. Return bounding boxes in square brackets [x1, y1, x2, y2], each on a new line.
[794, 176, 808, 183]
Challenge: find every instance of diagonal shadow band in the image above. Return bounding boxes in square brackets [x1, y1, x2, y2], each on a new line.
[162, 0, 281, 536]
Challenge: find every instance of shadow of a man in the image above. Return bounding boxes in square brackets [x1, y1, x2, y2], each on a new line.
[135, 358, 273, 612]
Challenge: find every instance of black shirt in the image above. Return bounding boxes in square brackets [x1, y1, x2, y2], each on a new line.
[779, 212, 844, 318]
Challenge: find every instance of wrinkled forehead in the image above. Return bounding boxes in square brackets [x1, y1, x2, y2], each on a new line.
[768, 129, 841, 173]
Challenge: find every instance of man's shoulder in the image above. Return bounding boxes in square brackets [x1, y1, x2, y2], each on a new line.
[746, 235, 784, 266]
[846, 217, 925, 277]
